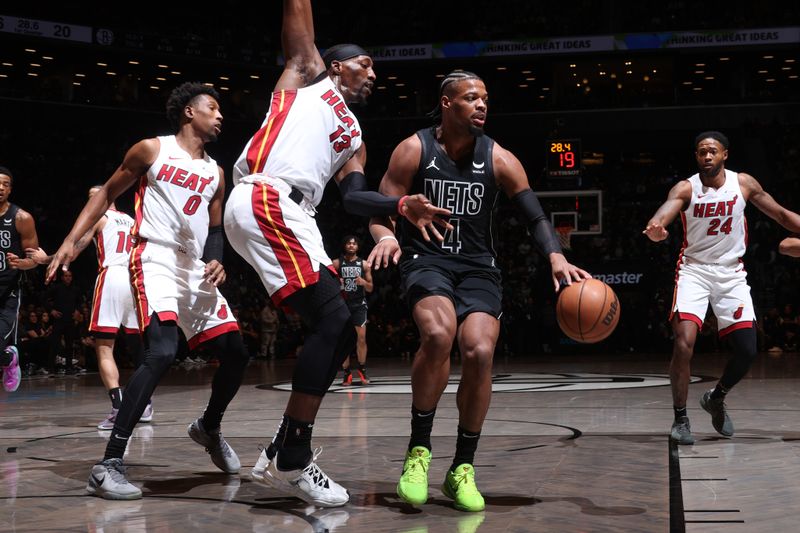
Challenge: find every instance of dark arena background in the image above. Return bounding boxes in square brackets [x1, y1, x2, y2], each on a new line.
[1, 2, 799, 532]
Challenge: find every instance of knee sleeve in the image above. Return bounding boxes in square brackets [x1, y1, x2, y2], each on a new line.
[285, 268, 357, 396]
[720, 323, 758, 389]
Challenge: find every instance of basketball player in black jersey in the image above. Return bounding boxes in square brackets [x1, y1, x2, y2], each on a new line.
[332, 235, 373, 385]
[0, 166, 40, 392]
[368, 71, 590, 512]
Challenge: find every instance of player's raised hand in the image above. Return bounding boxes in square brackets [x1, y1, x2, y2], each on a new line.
[25, 247, 50, 265]
[401, 194, 452, 242]
[203, 260, 226, 287]
[643, 222, 668, 242]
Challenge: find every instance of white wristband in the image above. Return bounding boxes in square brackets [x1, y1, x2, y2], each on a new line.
[377, 235, 398, 244]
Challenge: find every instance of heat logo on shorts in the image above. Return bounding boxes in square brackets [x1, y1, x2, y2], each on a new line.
[217, 304, 228, 319]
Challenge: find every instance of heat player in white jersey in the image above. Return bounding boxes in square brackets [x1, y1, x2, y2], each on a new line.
[645, 131, 800, 446]
[48, 83, 249, 500]
[226, 0, 451, 509]
[30, 186, 150, 429]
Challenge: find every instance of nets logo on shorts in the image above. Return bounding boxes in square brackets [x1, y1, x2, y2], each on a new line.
[217, 304, 228, 320]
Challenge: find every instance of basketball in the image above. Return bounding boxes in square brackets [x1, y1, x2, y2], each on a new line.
[556, 278, 620, 343]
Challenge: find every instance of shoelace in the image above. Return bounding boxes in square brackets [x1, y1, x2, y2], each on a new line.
[105, 460, 129, 483]
[404, 454, 429, 483]
[450, 468, 479, 495]
[301, 448, 329, 489]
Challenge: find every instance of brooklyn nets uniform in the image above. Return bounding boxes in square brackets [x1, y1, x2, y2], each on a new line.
[398, 127, 502, 320]
[0, 204, 23, 346]
[338, 255, 368, 326]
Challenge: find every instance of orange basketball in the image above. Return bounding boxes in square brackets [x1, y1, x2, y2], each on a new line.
[556, 278, 620, 343]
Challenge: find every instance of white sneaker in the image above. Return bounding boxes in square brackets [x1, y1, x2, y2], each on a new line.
[260, 447, 349, 508]
[139, 402, 154, 423]
[251, 445, 273, 481]
[86, 458, 142, 500]
[187, 418, 240, 473]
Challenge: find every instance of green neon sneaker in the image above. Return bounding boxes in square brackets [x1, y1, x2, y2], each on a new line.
[396, 446, 431, 505]
[442, 464, 485, 512]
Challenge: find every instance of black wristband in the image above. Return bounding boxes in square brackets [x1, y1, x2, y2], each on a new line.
[203, 225, 224, 263]
[338, 171, 401, 216]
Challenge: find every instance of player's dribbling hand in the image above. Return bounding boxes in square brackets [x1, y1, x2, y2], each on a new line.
[643, 223, 668, 242]
[549, 253, 592, 292]
[204, 260, 226, 286]
[45, 242, 76, 284]
[366, 237, 401, 270]
[402, 194, 453, 242]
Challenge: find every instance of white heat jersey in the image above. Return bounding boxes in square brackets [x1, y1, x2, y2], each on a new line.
[94, 209, 135, 269]
[680, 169, 747, 265]
[133, 135, 220, 259]
[232, 76, 363, 206]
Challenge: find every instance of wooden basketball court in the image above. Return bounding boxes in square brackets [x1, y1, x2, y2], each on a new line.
[2, 353, 799, 532]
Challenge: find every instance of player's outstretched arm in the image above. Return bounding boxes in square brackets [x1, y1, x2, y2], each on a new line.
[742, 173, 800, 233]
[46, 138, 157, 282]
[275, 0, 326, 91]
[337, 138, 451, 240]
[643, 180, 691, 242]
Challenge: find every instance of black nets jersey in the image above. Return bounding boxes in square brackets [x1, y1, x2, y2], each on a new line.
[0, 204, 22, 293]
[398, 127, 499, 259]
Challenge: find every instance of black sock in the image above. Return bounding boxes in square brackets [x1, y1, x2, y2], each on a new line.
[0, 347, 12, 367]
[343, 368, 351, 375]
[451, 426, 481, 471]
[109, 387, 123, 410]
[710, 383, 729, 400]
[674, 406, 688, 420]
[275, 415, 313, 470]
[104, 426, 132, 460]
[408, 405, 436, 452]
[358, 364, 366, 373]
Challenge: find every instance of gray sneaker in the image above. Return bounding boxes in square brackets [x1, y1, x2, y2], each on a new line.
[700, 390, 734, 437]
[188, 418, 240, 473]
[670, 416, 695, 445]
[86, 458, 142, 500]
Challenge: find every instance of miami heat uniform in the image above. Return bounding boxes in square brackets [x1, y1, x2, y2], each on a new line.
[225, 76, 363, 304]
[130, 135, 238, 347]
[89, 209, 139, 336]
[671, 169, 754, 335]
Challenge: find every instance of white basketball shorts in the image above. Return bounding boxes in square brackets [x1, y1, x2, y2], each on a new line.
[671, 260, 755, 336]
[89, 265, 139, 335]
[129, 239, 238, 348]
[224, 178, 334, 305]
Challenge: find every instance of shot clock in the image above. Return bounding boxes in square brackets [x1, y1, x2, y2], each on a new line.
[547, 139, 582, 178]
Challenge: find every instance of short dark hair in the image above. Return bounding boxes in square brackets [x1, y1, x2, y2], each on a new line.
[342, 234, 359, 247]
[0, 165, 13, 186]
[166, 82, 220, 132]
[695, 131, 729, 150]
[428, 70, 483, 123]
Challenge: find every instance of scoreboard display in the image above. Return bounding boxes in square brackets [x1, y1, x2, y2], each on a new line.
[546, 139, 582, 178]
